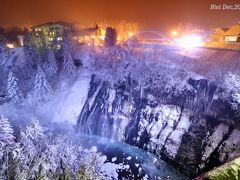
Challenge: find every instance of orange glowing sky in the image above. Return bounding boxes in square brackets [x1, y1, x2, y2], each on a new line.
[0, 0, 239, 31]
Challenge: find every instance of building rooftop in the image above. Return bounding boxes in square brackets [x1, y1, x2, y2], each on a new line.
[224, 24, 240, 36]
[219, 28, 230, 32]
[32, 21, 74, 28]
[74, 27, 98, 36]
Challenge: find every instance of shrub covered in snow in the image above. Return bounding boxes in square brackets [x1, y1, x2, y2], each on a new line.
[223, 72, 240, 114]
[0, 115, 115, 180]
[91, 46, 195, 97]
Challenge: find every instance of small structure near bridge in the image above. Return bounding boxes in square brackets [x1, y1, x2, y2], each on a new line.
[211, 28, 229, 43]
[207, 22, 240, 50]
[224, 23, 240, 42]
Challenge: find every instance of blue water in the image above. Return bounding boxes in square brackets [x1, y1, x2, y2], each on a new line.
[77, 134, 189, 180]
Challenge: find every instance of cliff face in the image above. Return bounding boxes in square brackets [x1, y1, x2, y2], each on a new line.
[77, 74, 240, 178]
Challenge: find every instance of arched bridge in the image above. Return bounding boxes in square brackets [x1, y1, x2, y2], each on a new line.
[125, 30, 174, 45]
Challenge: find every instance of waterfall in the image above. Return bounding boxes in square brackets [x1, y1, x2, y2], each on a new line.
[50, 70, 92, 124]
[76, 74, 240, 178]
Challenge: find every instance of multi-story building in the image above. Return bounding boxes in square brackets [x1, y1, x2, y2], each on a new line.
[31, 21, 73, 49]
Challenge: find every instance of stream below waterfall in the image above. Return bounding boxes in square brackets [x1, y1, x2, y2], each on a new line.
[77, 134, 189, 180]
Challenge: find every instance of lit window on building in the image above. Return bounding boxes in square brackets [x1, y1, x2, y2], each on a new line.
[99, 35, 105, 40]
[57, 37, 62, 41]
[225, 36, 237, 42]
[56, 45, 61, 49]
[35, 28, 41, 32]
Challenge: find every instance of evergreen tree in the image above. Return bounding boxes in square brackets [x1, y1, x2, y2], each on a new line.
[61, 29, 75, 55]
[62, 52, 76, 78]
[61, 30, 78, 78]
[28, 66, 53, 105]
[23, 32, 39, 67]
[0, 115, 16, 159]
[43, 50, 58, 78]
[0, 116, 114, 179]
[104, 27, 117, 47]
[6, 71, 24, 104]
[0, 36, 10, 68]
[0, 34, 6, 48]
[0, 115, 18, 178]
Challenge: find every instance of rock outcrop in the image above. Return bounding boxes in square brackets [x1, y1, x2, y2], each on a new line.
[77, 75, 240, 178]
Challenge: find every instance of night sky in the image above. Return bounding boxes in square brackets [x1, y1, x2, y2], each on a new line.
[0, 0, 239, 31]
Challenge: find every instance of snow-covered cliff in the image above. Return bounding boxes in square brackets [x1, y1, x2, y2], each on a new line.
[1, 45, 240, 178]
[77, 74, 240, 178]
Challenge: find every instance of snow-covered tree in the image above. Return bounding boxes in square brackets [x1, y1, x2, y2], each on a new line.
[6, 71, 24, 104]
[224, 72, 240, 113]
[0, 115, 16, 159]
[61, 29, 76, 56]
[28, 66, 53, 105]
[0, 37, 9, 67]
[55, 138, 80, 176]
[23, 32, 39, 66]
[77, 147, 108, 179]
[43, 50, 58, 81]
[61, 30, 77, 78]
[0, 116, 114, 179]
[62, 52, 77, 78]
[18, 118, 45, 179]
[46, 50, 58, 74]
[0, 115, 18, 179]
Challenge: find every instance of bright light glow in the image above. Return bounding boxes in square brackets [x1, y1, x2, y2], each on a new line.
[6, 44, 14, 48]
[128, 32, 133, 37]
[99, 35, 105, 40]
[172, 31, 178, 36]
[176, 35, 203, 48]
